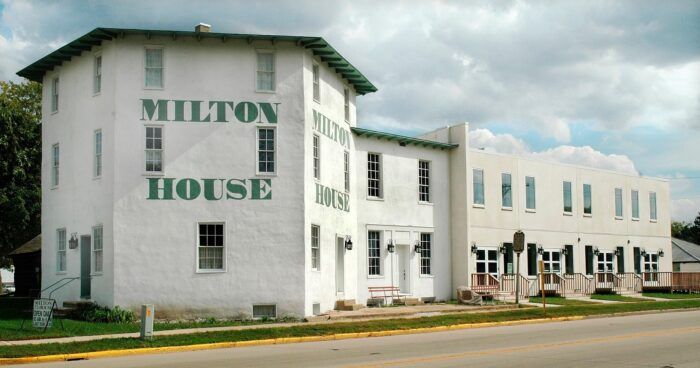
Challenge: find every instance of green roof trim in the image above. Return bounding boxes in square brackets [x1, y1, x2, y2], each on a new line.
[351, 127, 458, 150]
[16, 27, 377, 95]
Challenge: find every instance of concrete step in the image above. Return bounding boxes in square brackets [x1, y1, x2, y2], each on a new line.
[404, 298, 424, 306]
[335, 299, 363, 311]
[63, 300, 93, 310]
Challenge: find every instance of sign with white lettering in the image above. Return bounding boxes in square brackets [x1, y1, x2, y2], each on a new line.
[32, 299, 56, 328]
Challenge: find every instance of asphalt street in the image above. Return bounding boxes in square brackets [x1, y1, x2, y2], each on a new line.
[10, 309, 700, 368]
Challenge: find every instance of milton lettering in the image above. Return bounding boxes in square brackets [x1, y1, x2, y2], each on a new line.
[141, 99, 280, 124]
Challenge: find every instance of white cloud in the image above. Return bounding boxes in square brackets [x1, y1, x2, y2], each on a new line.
[672, 198, 700, 224]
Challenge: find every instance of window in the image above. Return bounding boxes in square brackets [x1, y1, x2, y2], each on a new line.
[525, 176, 536, 210]
[476, 248, 498, 276]
[501, 173, 512, 208]
[631, 190, 639, 219]
[197, 223, 224, 271]
[56, 228, 66, 272]
[313, 134, 320, 180]
[542, 250, 561, 274]
[563, 181, 572, 213]
[649, 192, 657, 221]
[144, 48, 163, 88]
[597, 252, 614, 273]
[92, 226, 103, 273]
[420, 233, 432, 275]
[344, 88, 350, 121]
[311, 225, 320, 271]
[256, 51, 275, 91]
[418, 160, 430, 202]
[94, 130, 102, 177]
[257, 128, 275, 174]
[93, 55, 102, 94]
[252, 304, 276, 319]
[145, 126, 163, 173]
[614, 188, 623, 218]
[51, 143, 60, 187]
[583, 184, 592, 215]
[367, 153, 382, 198]
[368, 231, 381, 275]
[473, 169, 484, 206]
[51, 77, 59, 112]
[312, 63, 320, 102]
[344, 151, 350, 192]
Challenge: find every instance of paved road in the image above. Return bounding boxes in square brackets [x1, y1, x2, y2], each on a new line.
[12, 310, 700, 368]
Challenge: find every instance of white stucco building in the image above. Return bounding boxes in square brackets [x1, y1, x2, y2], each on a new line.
[18, 25, 671, 318]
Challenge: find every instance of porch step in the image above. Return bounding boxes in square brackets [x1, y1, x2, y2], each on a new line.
[335, 299, 363, 311]
[63, 300, 93, 309]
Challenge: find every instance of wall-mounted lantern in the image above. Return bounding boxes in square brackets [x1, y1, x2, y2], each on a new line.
[561, 247, 569, 256]
[593, 247, 600, 256]
[68, 233, 79, 249]
[614, 248, 621, 256]
[470, 243, 478, 254]
[344, 236, 353, 251]
[658, 249, 665, 257]
[537, 245, 544, 255]
[414, 240, 422, 254]
[499, 245, 508, 254]
[387, 240, 395, 253]
[641, 249, 647, 257]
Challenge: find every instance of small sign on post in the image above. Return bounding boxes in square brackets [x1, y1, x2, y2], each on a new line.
[513, 231, 525, 305]
[33, 299, 56, 331]
[140, 304, 155, 340]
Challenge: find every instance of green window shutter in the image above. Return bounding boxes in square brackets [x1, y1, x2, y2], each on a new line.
[527, 243, 537, 276]
[503, 243, 514, 274]
[585, 245, 593, 275]
[633, 247, 641, 274]
[565, 245, 574, 274]
[617, 246, 625, 273]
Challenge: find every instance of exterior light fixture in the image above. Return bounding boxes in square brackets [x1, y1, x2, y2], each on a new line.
[641, 250, 647, 257]
[577, 237, 581, 243]
[387, 240, 395, 253]
[471, 243, 478, 254]
[561, 248, 569, 256]
[414, 240, 422, 254]
[537, 245, 544, 255]
[499, 245, 507, 254]
[593, 247, 600, 256]
[627, 240, 631, 244]
[344, 236, 353, 251]
[614, 248, 621, 256]
[68, 233, 79, 249]
[658, 249, 665, 257]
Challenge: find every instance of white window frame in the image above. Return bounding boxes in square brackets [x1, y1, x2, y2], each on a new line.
[418, 160, 431, 203]
[501, 172, 512, 209]
[563, 181, 573, 215]
[51, 77, 59, 113]
[631, 189, 639, 220]
[583, 183, 593, 216]
[94, 129, 102, 178]
[256, 127, 276, 175]
[56, 228, 67, 273]
[367, 153, 382, 199]
[419, 233, 432, 276]
[344, 88, 350, 122]
[313, 134, 321, 180]
[344, 150, 350, 193]
[92, 225, 103, 274]
[143, 46, 164, 89]
[542, 249, 562, 274]
[255, 50, 276, 92]
[144, 125, 164, 174]
[51, 143, 59, 188]
[312, 62, 320, 102]
[525, 176, 536, 211]
[473, 168, 484, 207]
[311, 224, 320, 271]
[93, 54, 102, 94]
[196, 222, 226, 273]
[649, 192, 657, 222]
[614, 187, 623, 219]
[475, 247, 498, 276]
[596, 251, 614, 273]
[367, 230, 382, 276]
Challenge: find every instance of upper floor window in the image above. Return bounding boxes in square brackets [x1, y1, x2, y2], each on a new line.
[256, 51, 275, 92]
[145, 126, 163, 173]
[563, 181, 573, 213]
[501, 173, 512, 208]
[473, 169, 484, 206]
[56, 228, 66, 272]
[144, 48, 163, 88]
[525, 176, 536, 210]
[344, 88, 350, 121]
[649, 192, 657, 221]
[94, 130, 102, 178]
[420, 233, 432, 275]
[344, 151, 350, 192]
[93, 55, 102, 94]
[257, 128, 275, 174]
[313, 134, 320, 180]
[197, 223, 224, 271]
[51, 77, 59, 112]
[615, 188, 623, 218]
[631, 190, 639, 219]
[583, 184, 592, 215]
[51, 143, 59, 187]
[419, 160, 430, 202]
[367, 153, 382, 198]
[312, 63, 320, 102]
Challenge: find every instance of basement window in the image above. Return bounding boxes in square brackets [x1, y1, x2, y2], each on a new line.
[253, 304, 277, 319]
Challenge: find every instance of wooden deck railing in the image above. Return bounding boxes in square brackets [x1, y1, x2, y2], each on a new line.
[532, 273, 565, 296]
[499, 273, 530, 299]
[614, 273, 642, 293]
[594, 272, 618, 291]
[642, 272, 672, 290]
[563, 273, 593, 295]
[471, 273, 500, 295]
[672, 272, 700, 292]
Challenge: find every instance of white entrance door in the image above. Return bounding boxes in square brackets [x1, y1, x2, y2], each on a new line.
[336, 237, 344, 293]
[597, 251, 615, 286]
[643, 253, 659, 282]
[398, 245, 410, 294]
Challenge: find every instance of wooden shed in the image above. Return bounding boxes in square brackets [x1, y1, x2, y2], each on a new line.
[9, 234, 41, 297]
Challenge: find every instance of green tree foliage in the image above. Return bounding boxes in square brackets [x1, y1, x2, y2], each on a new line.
[672, 212, 700, 244]
[0, 80, 42, 268]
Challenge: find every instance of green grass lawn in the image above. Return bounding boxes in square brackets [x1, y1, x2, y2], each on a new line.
[2, 299, 700, 358]
[528, 297, 598, 305]
[642, 292, 700, 299]
[590, 294, 652, 302]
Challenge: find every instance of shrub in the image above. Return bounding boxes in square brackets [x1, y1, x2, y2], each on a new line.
[70, 303, 136, 323]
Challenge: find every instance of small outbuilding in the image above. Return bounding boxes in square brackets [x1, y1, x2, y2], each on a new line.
[9, 234, 41, 297]
[672, 237, 700, 272]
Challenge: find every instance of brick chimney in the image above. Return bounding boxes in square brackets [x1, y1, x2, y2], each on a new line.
[195, 23, 211, 33]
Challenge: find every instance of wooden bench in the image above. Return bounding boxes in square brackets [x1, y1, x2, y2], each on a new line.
[368, 286, 404, 306]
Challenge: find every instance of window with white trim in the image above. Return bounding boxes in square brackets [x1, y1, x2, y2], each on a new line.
[257, 128, 275, 174]
[501, 173, 512, 208]
[525, 176, 536, 210]
[583, 184, 592, 215]
[419, 160, 430, 202]
[368, 231, 381, 275]
[420, 233, 432, 275]
[144, 48, 163, 88]
[256, 51, 275, 92]
[51, 143, 59, 187]
[197, 223, 224, 271]
[312, 63, 320, 102]
[94, 130, 102, 177]
[57, 228, 66, 272]
[344, 88, 350, 121]
[344, 150, 350, 192]
[92, 226, 103, 273]
[563, 181, 573, 213]
[145, 126, 163, 173]
[473, 169, 484, 205]
[311, 225, 320, 271]
[313, 134, 320, 180]
[93, 55, 102, 94]
[631, 190, 639, 219]
[51, 77, 59, 112]
[367, 153, 382, 198]
[649, 192, 657, 221]
[615, 188, 623, 218]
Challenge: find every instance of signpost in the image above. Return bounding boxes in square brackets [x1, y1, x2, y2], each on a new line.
[539, 260, 547, 317]
[32, 299, 57, 332]
[513, 231, 525, 305]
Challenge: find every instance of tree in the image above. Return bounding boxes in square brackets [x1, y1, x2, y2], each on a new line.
[0, 80, 42, 276]
[672, 212, 700, 244]
[672, 221, 690, 239]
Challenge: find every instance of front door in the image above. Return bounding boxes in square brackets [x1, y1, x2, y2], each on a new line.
[336, 237, 345, 293]
[597, 251, 615, 286]
[643, 253, 659, 282]
[398, 245, 410, 294]
[80, 235, 91, 299]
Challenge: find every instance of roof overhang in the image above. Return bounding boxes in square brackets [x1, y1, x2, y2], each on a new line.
[351, 127, 458, 150]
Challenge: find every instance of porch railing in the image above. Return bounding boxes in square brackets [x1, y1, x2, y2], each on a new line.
[533, 273, 565, 296]
[614, 273, 642, 293]
[563, 273, 593, 295]
[642, 272, 673, 289]
[672, 272, 700, 292]
[471, 273, 500, 295]
[594, 272, 619, 291]
[499, 273, 530, 299]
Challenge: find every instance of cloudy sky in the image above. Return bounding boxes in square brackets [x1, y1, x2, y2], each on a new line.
[1, 0, 698, 221]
